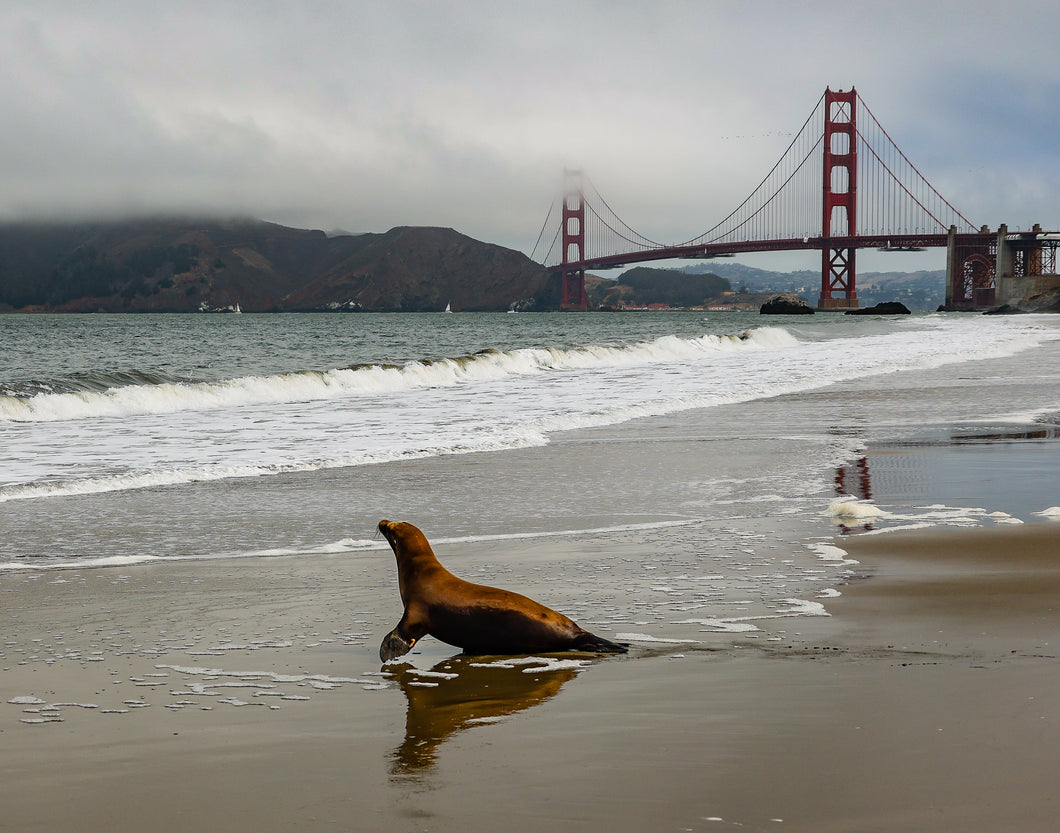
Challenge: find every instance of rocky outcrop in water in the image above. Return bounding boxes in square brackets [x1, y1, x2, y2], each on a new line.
[759, 293, 815, 314]
[844, 302, 911, 315]
[984, 289, 1060, 315]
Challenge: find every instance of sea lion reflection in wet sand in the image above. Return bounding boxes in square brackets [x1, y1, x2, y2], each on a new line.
[378, 520, 628, 661]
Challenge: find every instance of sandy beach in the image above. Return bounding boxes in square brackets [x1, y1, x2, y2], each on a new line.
[3, 511, 1057, 833]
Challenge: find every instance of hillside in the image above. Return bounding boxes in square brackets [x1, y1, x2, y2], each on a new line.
[588, 266, 731, 308]
[0, 219, 554, 313]
[678, 262, 948, 311]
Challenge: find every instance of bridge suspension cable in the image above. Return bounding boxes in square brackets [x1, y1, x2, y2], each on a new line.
[682, 91, 827, 248]
[538, 87, 979, 270]
[855, 98, 977, 235]
[583, 178, 668, 252]
[529, 198, 557, 264]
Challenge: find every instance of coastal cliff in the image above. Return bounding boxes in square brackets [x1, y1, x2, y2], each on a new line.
[0, 220, 554, 313]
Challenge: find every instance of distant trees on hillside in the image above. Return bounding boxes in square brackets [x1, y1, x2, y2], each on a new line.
[0, 242, 200, 307]
[592, 266, 731, 308]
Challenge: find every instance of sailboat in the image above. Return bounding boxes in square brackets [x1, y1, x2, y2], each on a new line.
[444, 301, 452, 313]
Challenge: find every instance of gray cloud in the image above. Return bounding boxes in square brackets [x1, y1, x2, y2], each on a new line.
[2, 1, 1058, 264]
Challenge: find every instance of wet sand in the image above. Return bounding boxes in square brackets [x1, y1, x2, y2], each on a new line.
[2, 517, 1057, 833]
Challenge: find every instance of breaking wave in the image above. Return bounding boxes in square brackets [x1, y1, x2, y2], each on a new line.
[0, 327, 797, 423]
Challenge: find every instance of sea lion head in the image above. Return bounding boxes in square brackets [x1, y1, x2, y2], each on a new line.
[379, 519, 442, 603]
[379, 519, 437, 556]
[378, 518, 396, 545]
[378, 519, 425, 553]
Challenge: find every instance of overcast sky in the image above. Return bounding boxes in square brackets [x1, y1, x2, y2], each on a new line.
[2, 1, 1058, 271]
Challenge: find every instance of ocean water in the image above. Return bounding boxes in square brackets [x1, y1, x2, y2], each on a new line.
[2, 310, 1058, 648]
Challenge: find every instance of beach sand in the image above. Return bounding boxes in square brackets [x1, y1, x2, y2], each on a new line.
[3, 510, 1057, 832]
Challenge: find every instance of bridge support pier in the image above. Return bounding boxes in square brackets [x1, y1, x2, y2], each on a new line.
[819, 246, 858, 309]
[994, 223, 1060, 308]
[560, 266, 586, 310]
[946, 224, 996, 309]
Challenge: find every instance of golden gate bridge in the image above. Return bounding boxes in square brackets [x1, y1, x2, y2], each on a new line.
[532, 88, 1058, 311]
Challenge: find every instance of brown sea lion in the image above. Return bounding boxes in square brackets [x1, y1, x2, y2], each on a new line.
[378, 520, 628, 661]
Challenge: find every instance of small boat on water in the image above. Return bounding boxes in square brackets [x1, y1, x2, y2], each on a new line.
[198, 300, 242, 314]
[444, 302, 452, 313]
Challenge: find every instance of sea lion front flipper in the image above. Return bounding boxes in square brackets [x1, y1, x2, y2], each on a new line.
[379, 606, 430, 662]
[380, 628, 415, 661]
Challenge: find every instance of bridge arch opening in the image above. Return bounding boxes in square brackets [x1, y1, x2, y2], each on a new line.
[830, 167, 850, 195]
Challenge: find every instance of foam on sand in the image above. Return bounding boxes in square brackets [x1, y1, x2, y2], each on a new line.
[827, 498, 886, 521]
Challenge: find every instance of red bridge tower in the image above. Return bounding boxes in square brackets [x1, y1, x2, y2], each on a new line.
[819, 87, 859, 309]
[560, 170, 587, 310]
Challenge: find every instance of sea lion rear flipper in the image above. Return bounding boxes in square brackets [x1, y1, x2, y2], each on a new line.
[573, 631, 629, 654]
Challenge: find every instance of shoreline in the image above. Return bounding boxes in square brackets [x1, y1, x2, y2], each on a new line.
[3, 517, 1057, 831]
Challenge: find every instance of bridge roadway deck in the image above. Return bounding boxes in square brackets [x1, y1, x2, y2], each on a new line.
[564, 232, 993, 272]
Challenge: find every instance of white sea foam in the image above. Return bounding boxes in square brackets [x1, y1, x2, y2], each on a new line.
[683, 619, 762, 633]
[408, 669, 459, 680]
[154, 664, 373, 695]
[776, 598, 829, 617]
[827, 498, 886, 520]
[0, 519, 704, 571]
[0, 554, 163, 571]
[467, 657, 592, 673]
[839, 503, 1004, 535]
[613, 633, 702, 644]
[807, 543, 855, 563]
[0, 438, 545, 504]
[515, 657, 592, 674]
[673, 597, 831, 632]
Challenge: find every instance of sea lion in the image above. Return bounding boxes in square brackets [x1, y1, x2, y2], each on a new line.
[378, 520, 628, 661]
